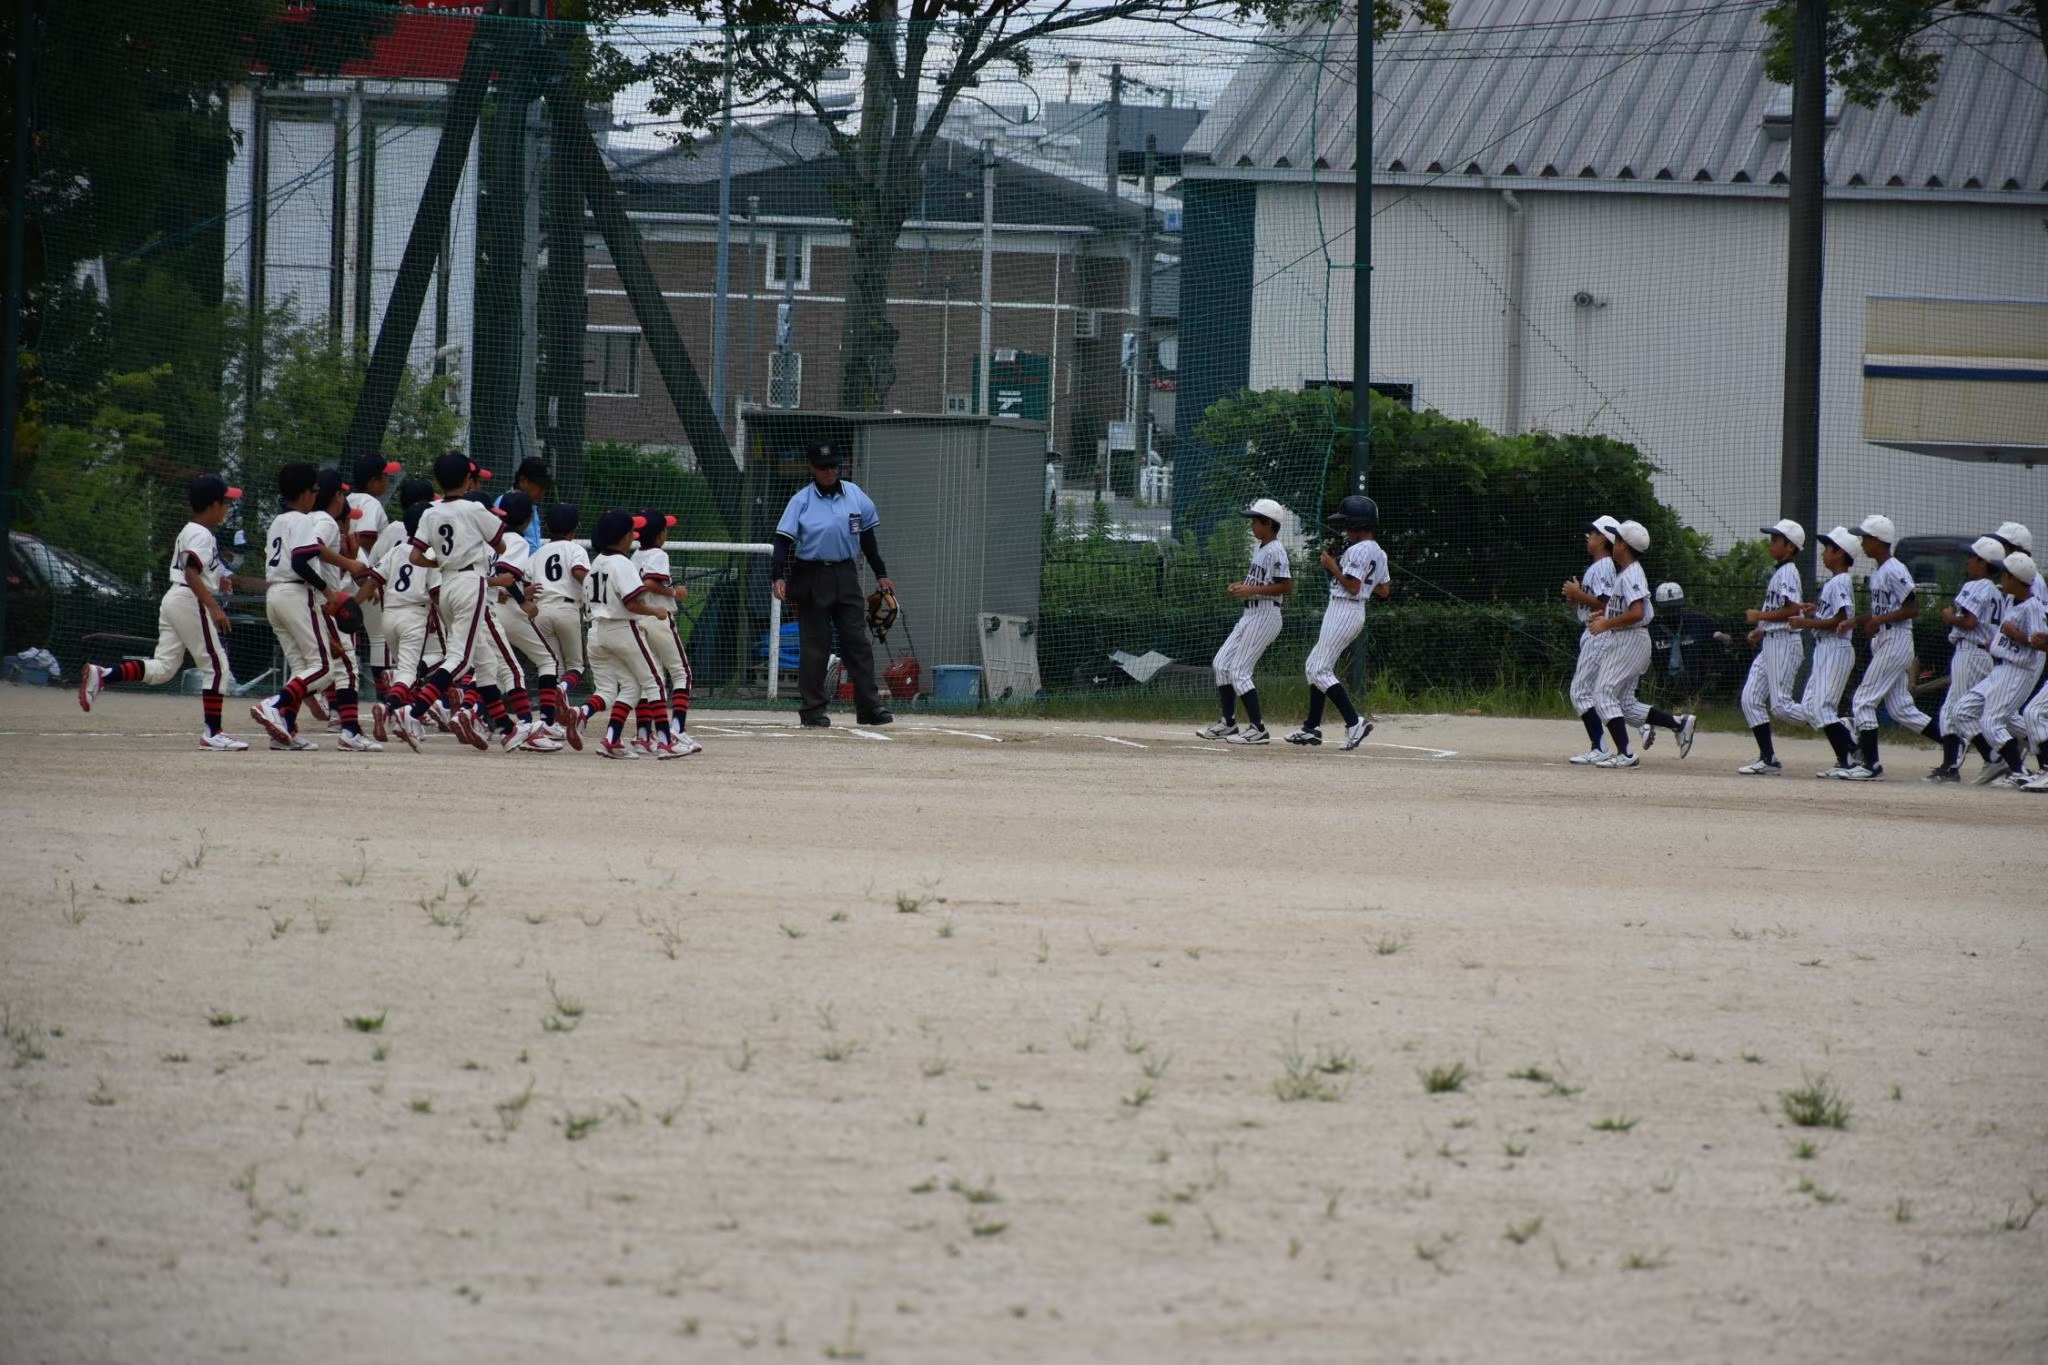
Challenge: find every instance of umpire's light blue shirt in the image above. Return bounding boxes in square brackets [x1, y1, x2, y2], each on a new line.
[776, 480, 879, 562]
[493, 493, 544, 553]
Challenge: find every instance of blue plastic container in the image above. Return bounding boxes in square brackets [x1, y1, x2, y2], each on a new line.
[931, 664, 983, 701]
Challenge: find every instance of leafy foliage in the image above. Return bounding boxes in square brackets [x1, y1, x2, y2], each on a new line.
[576, 442, 731, 543]
[1762, 1, 2044, 115]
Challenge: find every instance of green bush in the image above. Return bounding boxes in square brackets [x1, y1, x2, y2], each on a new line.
[574, 442, 729, 543]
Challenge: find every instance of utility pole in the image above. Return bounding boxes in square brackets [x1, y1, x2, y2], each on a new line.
[0, 0, 34, 654]
[712, 24, 734, 436]
[1780, 0, 1825, 552]
[1134, 133, 1157, 479]
[1347, 4, 1373, 696]
[979, 138, 994, 423]
[1103, 63, 1122, 205]
[742, 194, 759, 410]
[518, 29, 543, 466]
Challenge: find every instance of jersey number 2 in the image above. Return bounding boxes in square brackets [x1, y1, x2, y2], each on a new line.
[267, 536, 283, 568]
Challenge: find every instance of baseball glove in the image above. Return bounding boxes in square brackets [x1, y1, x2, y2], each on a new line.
[332, 598, 366, 637]
[866, 590, 899, 637]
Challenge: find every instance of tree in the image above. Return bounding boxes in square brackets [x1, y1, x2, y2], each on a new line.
[1763, 0, 2044, 114]
[591, 0, 1448, 411]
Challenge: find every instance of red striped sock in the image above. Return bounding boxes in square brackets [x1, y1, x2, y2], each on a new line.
[114, 660, 146, 684]
[281, 678, 308, 709]
[335, 688, 360, 734]
[607, 700, 631, 743]
[507, 687, 531, 721]
[409, 680, 443, 718]
[202, 690, 223, 735]
[670, 691, 690, 731]
[387, 681, 412, 707]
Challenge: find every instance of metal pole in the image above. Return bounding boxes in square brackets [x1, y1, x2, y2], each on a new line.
[1135, 133, 1157, 476]
[742, 194, 759, 408]
[712, 24, 734, 435]
[1780, 0, 1825, 551]
[0, 0, 34, 655]
[1347, 5, 1373, 697]
[1104, 63, 1122, 205]
[979, 138, 993, 421]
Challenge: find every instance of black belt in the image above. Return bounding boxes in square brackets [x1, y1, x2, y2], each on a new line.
[793, 557, 853, 568]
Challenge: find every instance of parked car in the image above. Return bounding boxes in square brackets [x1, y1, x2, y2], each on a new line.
[5, 531, 158, 670]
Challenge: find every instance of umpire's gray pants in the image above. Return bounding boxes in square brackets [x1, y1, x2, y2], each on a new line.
[791, 558, 882, 720]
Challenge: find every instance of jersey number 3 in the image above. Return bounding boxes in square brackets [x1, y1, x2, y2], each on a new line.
[438, 523, 455, 556]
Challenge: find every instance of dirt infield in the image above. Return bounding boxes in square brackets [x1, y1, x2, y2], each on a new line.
[1, 684, 2043, 1363]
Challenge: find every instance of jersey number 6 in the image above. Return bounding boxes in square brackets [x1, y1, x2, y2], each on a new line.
[544, 556, 563, 582]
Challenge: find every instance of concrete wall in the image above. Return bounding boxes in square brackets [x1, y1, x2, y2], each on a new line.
[1238, 181, 2048, 546]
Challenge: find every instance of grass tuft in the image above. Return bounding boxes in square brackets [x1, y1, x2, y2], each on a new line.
[1420, 1060, 1471, 1094]
[343, 1011, 387, 1034]
[1780, 1072, 1852, 1129]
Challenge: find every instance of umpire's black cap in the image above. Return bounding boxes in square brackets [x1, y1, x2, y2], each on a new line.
[806, 441, 840, 470]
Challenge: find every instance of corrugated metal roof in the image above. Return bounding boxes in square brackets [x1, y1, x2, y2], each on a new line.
[1184, 0, 2048, 195]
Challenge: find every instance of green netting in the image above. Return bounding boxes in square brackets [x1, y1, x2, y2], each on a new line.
[5, 1, 2043, 714]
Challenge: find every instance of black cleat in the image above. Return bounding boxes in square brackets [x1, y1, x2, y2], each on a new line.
[800, 712, 831, 728]
[856, 709, 895, 727]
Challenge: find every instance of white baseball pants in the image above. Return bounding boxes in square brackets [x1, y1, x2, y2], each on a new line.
[1568, 628, 1606, 714]
[1305, 598, 1366, 691]
[535, 600, 586, 675]
[1801, 639, 1854, 730]
[436, 572, 520, 692]
[381, 603, 432, 688]
[1851, 627, 1931, 733]
[264, 583, 332, 692]
[136, 587, 231, 691]
[587, 618, 661, 705]
[642, 611, 694, 698]
[1947, 656, 2045, 749]
[1937, 643, 1993, 738]
[494, 601, 560, 680]
[1741, 632, 1807, 727]
[2023, 674, 2048, 747]
[1213, 606, 1283, 694]
[322, 616, 358, 692]
[360, 599, 384, 669]
[1593, 629, 1652, 722]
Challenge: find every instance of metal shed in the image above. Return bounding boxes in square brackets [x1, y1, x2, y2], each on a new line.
[739, 410, 1047, 695]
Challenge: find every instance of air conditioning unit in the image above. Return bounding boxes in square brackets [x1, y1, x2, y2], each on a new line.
[1073, 308, 1099, 340]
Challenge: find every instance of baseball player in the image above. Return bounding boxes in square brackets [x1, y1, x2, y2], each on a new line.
[77, 474, 249, 750]
[1198, 497, 1293, 745]
[347, 455, 401, 705]
[248, 464, 364, 750]
[1786, 526, 1862, 777]
[1735, 519, 1809, 775]
[1286, 494, 1386, 751]
[1583, 519, 1664, 768]
[1942, 552, 2045, 789]
[358, 477, 435, 741]
[632, 509, 702, 757]
[486, 492, 561, 752]
[1923, 536, 2008, 783]
[530, 503, 590, 747]
[364, 501, 437, 753]
[1562, 516, 1622, 763]
[1841, 515, 1941, 781]
[582, 510, 674, 760]
[305, 468, 380, 749]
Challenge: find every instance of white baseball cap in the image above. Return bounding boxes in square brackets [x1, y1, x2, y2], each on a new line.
[1762, 519, 1806, 550]
[1587, 515, 1621, 542]
[1241, 497, 1288, 525]
[1818, 526, 1859, 559]
[1617, 520, 1650, 553]
[2002, 551, 2037, 584]
[1858, 514, 1897, 545]
[1995, 521, 2033, 554]
[1970, 535, 2008, 565]
[1654, 581, 1685, 604]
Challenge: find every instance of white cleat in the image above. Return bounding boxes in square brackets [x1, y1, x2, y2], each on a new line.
[249, 699, 293, 746]
[1594, 750, 1640, 768]
[502, 720, 540, 753]
[1226, 725, 1271, 746]
[669, 732, 704, 756]
[1971, 759, 2009, 786]
[199, 732, 250, 752]
[77, 663, 107, 712]
[523, 730, 563, 753]
[1341, 718, 1373, 751]
[1568, 748, 1610, 765]
[545, 724, 567, 743]
[1837, 764, 1881, 782]
[451, 709, 489, 752]
[1283, 727, 1322, 747]
[395, 712, 423, 753]
[371, 702, 390, 743]
[2020, 771, 2048, 792]
[1816, 765, 1855, 779]
[1988, 771, 2033, 789]
[1195, 720, 1239, 740]
[1675, 714, 1697, 759]
[630, 735, 659, 758]
[597, 738, 638, 760]
[337, 731, 384, 752]
[1736, 758, 1783, 776]
[1639, 722, 1656, 751]
[269, 735, 319, 752]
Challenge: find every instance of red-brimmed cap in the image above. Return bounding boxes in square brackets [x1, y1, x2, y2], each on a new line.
[224, 485, 243, 500]
[631, 515, 648, 529]
[470, 462, 493, 480]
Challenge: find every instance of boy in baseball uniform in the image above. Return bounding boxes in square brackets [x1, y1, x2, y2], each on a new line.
[1736, 519, 1809, 775]
[581, 510, 674, 760]
[1923, 536, 2008, 783]
[1562, 515, 1621, 763]
[530, 502, 590, 747]
[632, 509, 702, 757]
[249, 464, 366, 750]
[347, 456, 401, 703]
[1841, 515, 1942, 781]
[306, 468, 379, 749]
[485, 492, 560, 752]
[1584, 519, 1660, 768]
[1787, 526, 1862, 777]
[1198, 498, 1293, 745]
[1286, 494, 1386, 752]
[365, 501, 436, 752]
[1942, 553, 2045, 789]
[77, 474, 248, 750]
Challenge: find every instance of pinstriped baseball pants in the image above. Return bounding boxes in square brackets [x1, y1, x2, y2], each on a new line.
[1947, 656, 2045, 749]
[1568, 628, 1605, 714]
[1213, 606, 1283, 694]
[1593, 629, 1651, 723]
[1800, 640, 1854, 730]
[1937, 643, 1993, 738]
[1741, 632, 1807, 727]
[1304, 598, 1367, 692]
[1851, 627, 1931, 733]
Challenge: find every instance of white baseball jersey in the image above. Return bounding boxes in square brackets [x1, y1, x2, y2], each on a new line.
[167, 521, 224, 592]
[1813, 572, 1854, 639]
[632, 546, 678, 616]
[1948, 577, 2002, 649]
[1577, 555, 1616, 625]
[532, 540, 590, 605]
[306, 509, 348, 590]
[496, 535, 534, 596]
[1605, 560, 1653, 629]
[347, 492, 389, 547]
[1759, 560, 1802, 634]
[1990, 593, 2046, 665]
[365, 518, 410, 570]
[1329, 540, 1388, 602]
[1243, 539, 1292, 611]
[262, 509, 320, 587]
[374, 537, 435, 608]
[587, 552, 648, 621]
[1867, 557, 1915, 634]
[413, 498, 502, 574]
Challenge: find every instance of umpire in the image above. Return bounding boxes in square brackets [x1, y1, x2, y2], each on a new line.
[770, 442, 896, 728]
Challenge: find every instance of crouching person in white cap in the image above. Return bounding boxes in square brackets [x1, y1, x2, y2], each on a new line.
[1197, 498, 1293, 745]
[1839, 514, 1946, 780]
[1736, 518, 1810, 774]
[1940, 553, 2046, 789]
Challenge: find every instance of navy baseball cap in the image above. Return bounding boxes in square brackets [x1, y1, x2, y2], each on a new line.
[515, 456, 552, 488]
[496, 490, 535, 528]
[314, 467, 354, 512]
[433, 450, 473, 490]
[545, 502, 580, 536]
[188, 474, 242, 510]
[396, 475, 436, 509]
[592, 509, 644, 548]
[352, 454, 401, 488]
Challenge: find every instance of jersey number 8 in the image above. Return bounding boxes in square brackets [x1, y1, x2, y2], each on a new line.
[393, 564, 413, 594]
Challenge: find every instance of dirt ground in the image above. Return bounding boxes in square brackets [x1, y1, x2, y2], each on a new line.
[1, 683, 2043, 1364]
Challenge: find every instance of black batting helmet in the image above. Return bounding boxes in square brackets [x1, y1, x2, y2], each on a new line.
[1326, 494, 1380, 531]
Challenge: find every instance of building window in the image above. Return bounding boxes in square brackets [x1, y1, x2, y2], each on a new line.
[944, 393, 971, 415]
[766, 231, 809, 291]
[768, 350, 802, 409]
[584, 329, 641, 396]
